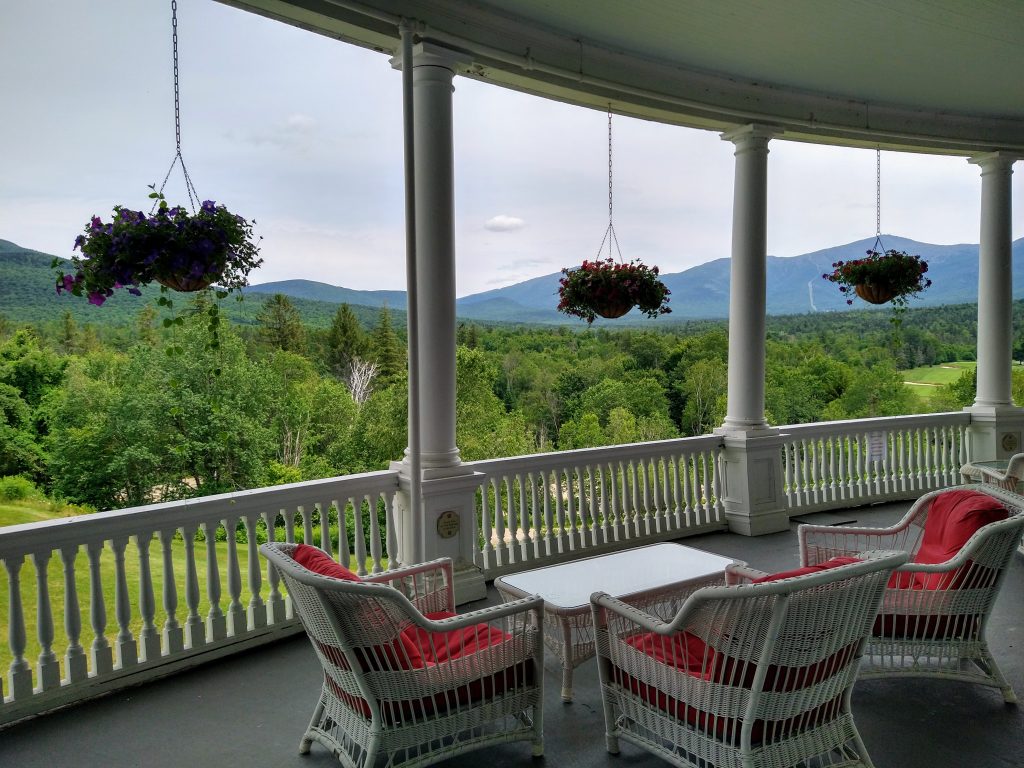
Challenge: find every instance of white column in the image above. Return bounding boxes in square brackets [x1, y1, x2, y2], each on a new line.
[391, 42, 484, 601]
[714, 125, 788, 536]
[970, 153, 1015, 408]
[966, 152, 1024, 460]
[408, 42, 466, 470]
[720, 125, 776, 433]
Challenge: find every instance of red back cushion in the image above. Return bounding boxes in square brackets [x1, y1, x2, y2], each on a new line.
[751, 556, 861, 584]
[292, 543, 361, 581]
[915, 490, 1007, 565]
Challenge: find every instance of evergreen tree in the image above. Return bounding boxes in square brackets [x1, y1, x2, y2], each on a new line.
[369, 306, 405, 387]
[255, 294, 306, 353]
[326, 303, 366, 378]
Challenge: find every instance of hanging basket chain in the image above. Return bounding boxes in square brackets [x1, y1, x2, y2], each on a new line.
[872, 147, 885, 253]
[153, 0, 200, 214]
[596, 104, 623, 261]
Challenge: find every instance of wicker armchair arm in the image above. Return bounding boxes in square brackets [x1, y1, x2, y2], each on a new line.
[405, 594, 544, 632]
[360, 558, 453, 584]
[724, 563, 770, 585]
[592, 591, 672, 634]
[798, 523, 909, 566]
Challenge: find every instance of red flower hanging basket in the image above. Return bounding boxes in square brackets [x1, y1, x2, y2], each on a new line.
[854, 282, 896, 305]
[557, 258, 671, 324]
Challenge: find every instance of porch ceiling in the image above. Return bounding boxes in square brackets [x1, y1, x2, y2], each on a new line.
[220, 0, 1024, 154]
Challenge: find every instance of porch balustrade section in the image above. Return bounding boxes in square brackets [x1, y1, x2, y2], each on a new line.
[780, 412, 971, 513]
[0, 471, 399, 727]
[467, 436, 728, 579]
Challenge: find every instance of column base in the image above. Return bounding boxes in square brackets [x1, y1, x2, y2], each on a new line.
[453, 562, 487, 605]
[966, 404, 1024, 460]
[715, 429, 790, 537]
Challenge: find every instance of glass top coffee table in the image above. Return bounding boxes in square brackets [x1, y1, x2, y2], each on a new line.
[494, 542, 736, 701]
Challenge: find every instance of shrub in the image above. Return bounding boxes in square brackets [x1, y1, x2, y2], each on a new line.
[0, 475, 38, 501]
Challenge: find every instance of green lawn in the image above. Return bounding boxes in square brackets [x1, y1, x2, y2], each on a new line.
[0, 499, 377, 678]
[902, 361, 976, 402]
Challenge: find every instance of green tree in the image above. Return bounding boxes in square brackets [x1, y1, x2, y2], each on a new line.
[256, 293, 306, 353]
[369, 306, 405, 387]
[821, 363, 919, 420]
[326, 303, 366, 378]
[558, 412, 606, 450]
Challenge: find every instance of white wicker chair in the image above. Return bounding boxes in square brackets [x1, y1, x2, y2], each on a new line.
[592, 552, 907, 768]
[261, 542, 544, 768]
[799, 484, 1024, 703]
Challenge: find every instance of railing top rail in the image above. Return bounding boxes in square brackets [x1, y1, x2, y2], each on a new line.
[779, 411, 971, 438]
[465, 434, 726, 475]
[0, 470, 400, 558]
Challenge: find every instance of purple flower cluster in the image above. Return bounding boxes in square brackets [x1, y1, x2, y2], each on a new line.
[55, 193, 262, 306]
[822, 249, 931, 307]
[557, 257, 671, 323]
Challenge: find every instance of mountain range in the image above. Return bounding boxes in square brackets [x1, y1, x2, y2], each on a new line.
[3, 235, 1022, 326]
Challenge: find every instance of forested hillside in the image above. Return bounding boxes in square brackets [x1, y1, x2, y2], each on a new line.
[3, 287, 1023, 514]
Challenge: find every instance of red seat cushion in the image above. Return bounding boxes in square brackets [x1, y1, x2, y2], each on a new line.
[292, 544, 361, 581]
[618, 630, 857, 744]
[889, 490, 1007, 590]
[317, 610, 526, 723]
[751, 556, 861, 584]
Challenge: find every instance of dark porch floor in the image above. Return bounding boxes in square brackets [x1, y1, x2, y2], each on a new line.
[2, 501, 1022, 768]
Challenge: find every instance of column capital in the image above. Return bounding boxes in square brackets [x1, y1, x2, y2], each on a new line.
[390, 42, 472, 74]
[720, 123, 781, 148]
[968, 151, 1020, 173]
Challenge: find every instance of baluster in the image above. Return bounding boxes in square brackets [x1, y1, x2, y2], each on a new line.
[86, 542, 113, 675]
[492, 477, 507, 562]
[900, 430, 909, 492]
[384, 493, 399, 570]
[480, 479, 495, 569]
[882, 431, 892, 494]
[808, 439, 819, 504]
[59, 545, 88, 683]
[959, 424, 969, 471]
[283, 509, 297, 543]
[28, 550, 60, 691]
[650, 458, 663, 534]
[110, 537, 137, 669]
[629, 460, 641, 536]
[680, 455, 694, 525]
[529, 472, 542, 557]
[782, 443, 793, 508]
[516, 472, 530, 559]
[318, 503, 333, 557]
[157, 529, 183, 655]
[224, 517, 246, 636]
[182, 525, 204, 648]
[541, 470, 554, 555]
[300, 506, 314, 548]
[135, 532, 160, 663]
[244, 515, 266, 629]
[932, 426, 942, 486]
[585, 465, 598, 546]
[5, 556, 34, 698]
[337, 500, 352, 571]
[671, 454, 683, 527]
[828, 437, 837, 501]
[262, 511, 286, 622]
[368, 497, 384, 574]
[712, 449, 726, 519]
[565, 468, 580, 550]
[204, 522, 226, 643]
[354, 495, 369, 576]
[598, 465, 611, 543]
[701, 452, 713, 525]
[553, 468, 567, 552]
[503, 475, 520, 565]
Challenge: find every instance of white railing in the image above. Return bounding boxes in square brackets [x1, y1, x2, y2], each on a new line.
[779, 412, 971, 513]
[466, 436, 728, 579]
[0, 471, 399, 727]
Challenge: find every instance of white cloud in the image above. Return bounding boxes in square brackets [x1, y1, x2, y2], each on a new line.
[484, 215, 526, 232]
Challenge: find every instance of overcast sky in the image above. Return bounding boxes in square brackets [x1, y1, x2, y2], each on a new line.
[3, 0, 1022, 297]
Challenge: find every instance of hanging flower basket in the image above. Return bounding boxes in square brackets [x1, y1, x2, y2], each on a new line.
[55, 192, 262, 306]
[823, 249, 931, 309]
[557, 258, 671, 324]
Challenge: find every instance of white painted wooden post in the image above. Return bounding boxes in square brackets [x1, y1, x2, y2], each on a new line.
[182, 524, 204, 649]
[4, 556, 33, 699]
[60, 545, 88, 684]
[136, 533, 160, 663]
[225, 518, 246, 636]
[204, 523, 226, 642]
[262, 511, 286, 624]
[111, 537, 137, 669]
[86, 542, 113, 676]
[244, 515, 266, 630]
[30, 550, 60, 690]
[158, 529, 184, 655]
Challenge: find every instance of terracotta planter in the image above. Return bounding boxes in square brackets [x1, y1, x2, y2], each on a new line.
[156, 274, 215, 292]
[854, 282, 896, 305]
